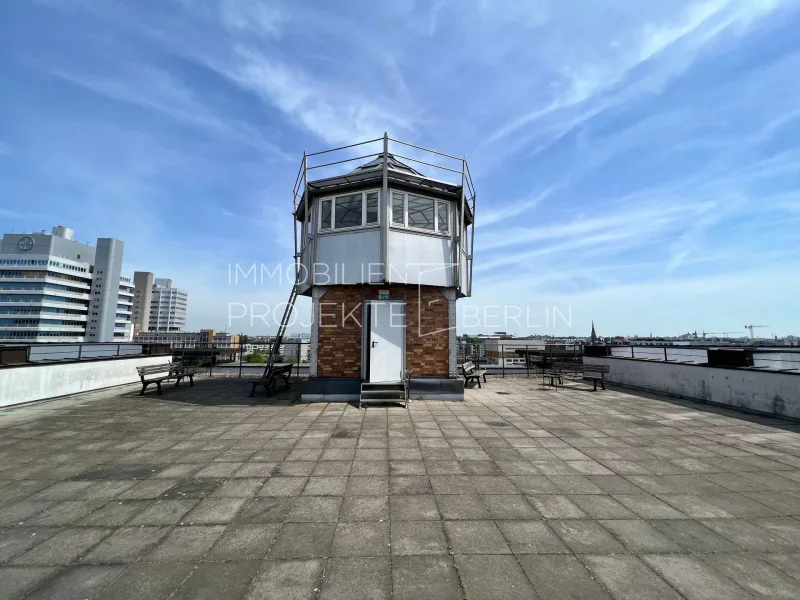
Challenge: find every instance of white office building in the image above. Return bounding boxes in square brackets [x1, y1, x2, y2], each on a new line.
[133, 273, 188, 333]
[0, 226, 133, 342]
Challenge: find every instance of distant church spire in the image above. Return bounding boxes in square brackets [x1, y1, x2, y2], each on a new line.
[590, 321, 597, 344]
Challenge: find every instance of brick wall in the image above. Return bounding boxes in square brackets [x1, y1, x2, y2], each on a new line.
[316, 285, 451, 378]
[405, 287, 450, 377]
[316, 286, 363, 377]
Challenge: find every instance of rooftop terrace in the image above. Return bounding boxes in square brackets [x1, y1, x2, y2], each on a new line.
[1, 377, 800, 599]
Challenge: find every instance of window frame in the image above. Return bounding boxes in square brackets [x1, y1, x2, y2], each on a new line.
[389, 190, 451, 237]
[316, 189, 381, 233]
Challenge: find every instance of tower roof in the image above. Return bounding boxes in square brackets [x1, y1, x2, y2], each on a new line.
[348, 154, 422, 176]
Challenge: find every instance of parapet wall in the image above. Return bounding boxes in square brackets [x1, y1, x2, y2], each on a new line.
[585, 356, 800, 420]
[0, 356, 171, 407]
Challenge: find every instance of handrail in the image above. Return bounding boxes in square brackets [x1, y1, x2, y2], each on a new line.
[389, 153, 464, 175]
[306, 152, 382, 172]
[306, 137, 383, 158]
[388, 138, 463, 161]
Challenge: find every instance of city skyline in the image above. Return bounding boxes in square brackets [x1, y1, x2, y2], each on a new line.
[1, 1, 799, 335]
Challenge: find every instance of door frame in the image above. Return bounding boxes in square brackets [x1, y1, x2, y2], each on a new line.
[362, 299, 406, 381]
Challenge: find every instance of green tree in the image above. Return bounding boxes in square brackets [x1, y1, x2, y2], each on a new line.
[245, 350, 267, 363]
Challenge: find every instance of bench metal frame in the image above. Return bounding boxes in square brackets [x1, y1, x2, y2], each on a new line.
[461, 360, 487, 388]
[137, 361, 195, 396]
[250, 363, 294, 397]
[541, 363, 609, 391]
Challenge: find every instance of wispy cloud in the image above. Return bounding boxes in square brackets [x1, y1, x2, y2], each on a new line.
[47, 64, 291, 159]
[224, 48, 419, 146]
[219, 0, 287, 38]
[484, 0, 790, 150]
[477, 185, 561, 229]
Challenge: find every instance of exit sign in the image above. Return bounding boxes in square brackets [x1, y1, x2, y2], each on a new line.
[378, 290, 390, 300]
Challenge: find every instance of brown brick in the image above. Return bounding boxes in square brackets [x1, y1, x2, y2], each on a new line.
[316, 285, 450, 378]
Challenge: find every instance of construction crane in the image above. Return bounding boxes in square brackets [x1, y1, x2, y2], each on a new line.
[701, 331, 741, 339]
[744, 325, 768, 341]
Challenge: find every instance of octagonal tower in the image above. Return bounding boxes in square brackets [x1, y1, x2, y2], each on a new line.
[290, 134, 476, 403]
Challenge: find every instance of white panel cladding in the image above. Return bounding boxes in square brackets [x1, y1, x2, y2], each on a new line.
[310, 230, 381, 286]
[386, 229, 454, 287]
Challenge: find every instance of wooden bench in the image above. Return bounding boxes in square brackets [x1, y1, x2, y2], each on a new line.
[461, 361, 487, 388]
[250, 363, 293, 397]
[541, 367, 564, 389]
[542, 363, 609, 391]
[137, 361, 195, 396]
[581, 364, 609, 391]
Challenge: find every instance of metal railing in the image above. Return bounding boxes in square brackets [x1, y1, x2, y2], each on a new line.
[588, 344, 800, 373]
[0, 342, 162, 366]
[168, 341, 310, 379]
[291, 134, 477, 297]
[456, 342, 584, 378]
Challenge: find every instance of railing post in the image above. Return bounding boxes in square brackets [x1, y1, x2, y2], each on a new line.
[297, 342, 301, 378]
[525, 345, 530, 378]
[631, 346, 635, 359]
[501, 343, 505, 378]
[77, 345, 82, 361]
[664, 347, 668, 362]
[209, 344, 214, 377]
[239, 342, 243, 378]
[117, 344, 121, 358]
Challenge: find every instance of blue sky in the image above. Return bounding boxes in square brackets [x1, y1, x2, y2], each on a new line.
[1, 0, 799, 338]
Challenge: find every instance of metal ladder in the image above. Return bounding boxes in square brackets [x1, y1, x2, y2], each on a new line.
[266, 283, 299, 373]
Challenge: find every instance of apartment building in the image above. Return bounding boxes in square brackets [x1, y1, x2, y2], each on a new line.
[0, 226, 133, 342]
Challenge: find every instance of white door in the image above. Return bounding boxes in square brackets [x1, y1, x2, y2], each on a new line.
[369, 301, 405, 382]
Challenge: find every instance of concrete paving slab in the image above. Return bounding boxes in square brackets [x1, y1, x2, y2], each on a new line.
[81, 526, 170, 563]
[4, 375, 800, 599]
[11, 527, 111, 565]
[390, 520, 447, 555]
[24, 565, 126, 600]
[245, 559, 325, 600]
[205, 523, 280, 561]
[583, 554, 683, 600]
[268, 523, 335, 559]
[519, 554, 612, 600]
[171, 561, 260, 600]
[0, 566, 60, 600]
[392, 555, 462, 600]
[319, 557, 390, 600]
[455, 554, 536, 600]
[496, 520, 570, 554]
[642, 554, 752, 600]
[95, 563, 195, 600]
[444, 520, 510, 554]
[0, 527, 59, 563]
[702, 553, 800, 599]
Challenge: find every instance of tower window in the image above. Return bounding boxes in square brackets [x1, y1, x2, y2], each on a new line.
[390, 190, 450, 236]
[407, 195, 435, 231]
[334, 193, 362, 228]
[317, 189, 380, 232]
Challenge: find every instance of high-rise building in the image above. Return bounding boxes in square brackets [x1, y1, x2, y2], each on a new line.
[0, 226, 133, 342]
[131, 271, 154, 334]
[133, 272, 188, 332]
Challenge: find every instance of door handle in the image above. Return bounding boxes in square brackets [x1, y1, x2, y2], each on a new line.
[372, 341, 378, 348]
